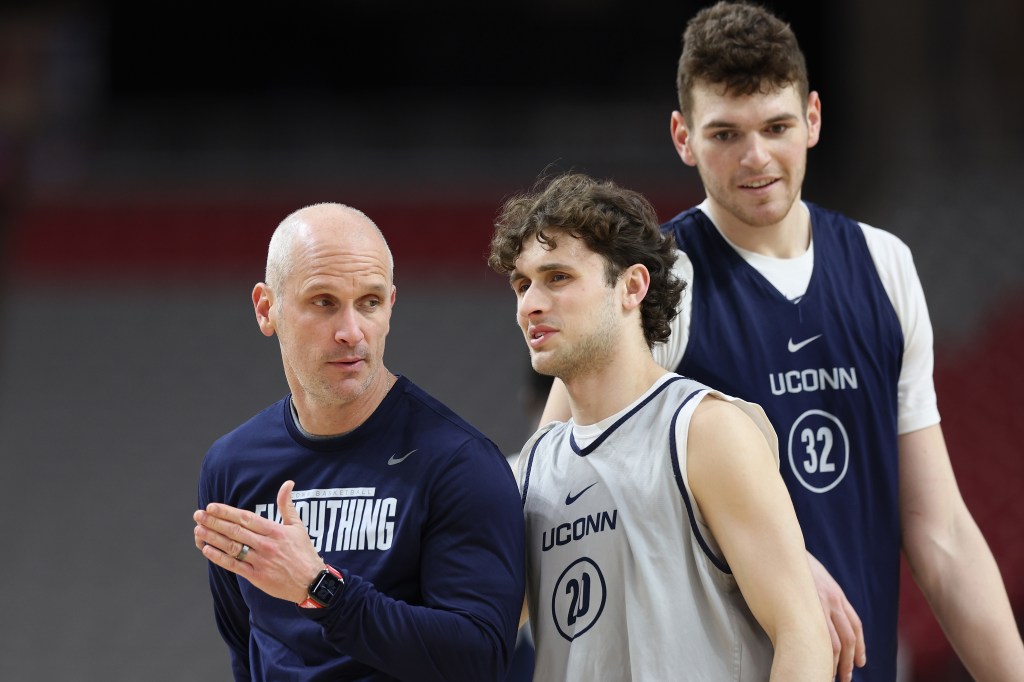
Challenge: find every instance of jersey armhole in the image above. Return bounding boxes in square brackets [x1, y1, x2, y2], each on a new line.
[670, 389, 731, 574]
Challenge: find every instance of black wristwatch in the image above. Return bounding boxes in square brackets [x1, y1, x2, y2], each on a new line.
[300, 565, 345, 609]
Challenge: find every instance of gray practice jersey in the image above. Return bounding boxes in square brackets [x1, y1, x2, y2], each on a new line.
[520, 374, 776, 681]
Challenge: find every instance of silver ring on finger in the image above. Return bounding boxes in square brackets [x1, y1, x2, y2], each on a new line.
[235, 544, 251, 562]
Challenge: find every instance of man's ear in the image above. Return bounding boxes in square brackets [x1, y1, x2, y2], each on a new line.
[806, 90, 822, 149]
[252, 283, 276, 337]
[621, 264, 651, 311]
[670, 111, 698, 167]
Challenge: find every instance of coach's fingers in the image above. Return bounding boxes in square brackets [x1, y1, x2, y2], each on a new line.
[193, 518, 207, 552]
[193, 507, 268, 559]
[198, 533, 256, 577]
[196, 503, 272, 538]
[193, 517, 254, 563]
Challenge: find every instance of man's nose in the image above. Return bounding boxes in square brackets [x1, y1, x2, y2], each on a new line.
[519, 284, 548, 318]
[740, 134, 771, 169]
[334, 307, 366, 346]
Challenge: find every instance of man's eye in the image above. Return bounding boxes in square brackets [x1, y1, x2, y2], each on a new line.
[516, 282, 530, 294]
[767, 124, 789, 135]
[713, 131, 734, 142]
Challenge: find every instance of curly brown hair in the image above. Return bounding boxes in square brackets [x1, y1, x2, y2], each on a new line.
[676, 1, 808, 120]
[488, 173, 684, 348]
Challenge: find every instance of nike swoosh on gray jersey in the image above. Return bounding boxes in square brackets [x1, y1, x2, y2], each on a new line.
[565, 482, 598, 505]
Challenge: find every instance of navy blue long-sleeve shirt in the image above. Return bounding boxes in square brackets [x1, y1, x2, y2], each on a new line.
[198, 375, 526, 681]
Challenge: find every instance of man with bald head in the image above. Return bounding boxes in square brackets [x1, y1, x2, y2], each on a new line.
[193, 203, 526, 682]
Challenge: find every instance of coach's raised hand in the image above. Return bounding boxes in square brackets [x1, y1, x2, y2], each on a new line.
[193, 479, 325, 604]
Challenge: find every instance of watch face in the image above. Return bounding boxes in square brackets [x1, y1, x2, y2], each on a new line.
[310, 571, 344, 606]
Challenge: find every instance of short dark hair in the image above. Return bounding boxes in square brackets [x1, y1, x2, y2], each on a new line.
[488, 172, 684, 348]
[676, 1, 809, 120]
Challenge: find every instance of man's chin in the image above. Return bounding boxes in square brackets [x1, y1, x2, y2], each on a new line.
[307, 378, 372, 406]
[529, 354, 560, 379]
[738, 195, 798, 228]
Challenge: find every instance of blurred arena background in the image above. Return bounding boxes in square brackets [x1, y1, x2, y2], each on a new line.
[1, 1, 1021, 680]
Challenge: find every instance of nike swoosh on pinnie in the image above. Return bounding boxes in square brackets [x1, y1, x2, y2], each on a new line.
[787, 334, 823, 353]
[565, 482, 597, 505]
[388, 449, 418, 465]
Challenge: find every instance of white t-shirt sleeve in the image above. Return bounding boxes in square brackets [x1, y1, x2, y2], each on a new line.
[860, 223, 941, 433]
[652, 248, 694, 371]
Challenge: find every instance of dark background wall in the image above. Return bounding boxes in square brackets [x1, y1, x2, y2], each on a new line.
[1, 1, 1021, 680]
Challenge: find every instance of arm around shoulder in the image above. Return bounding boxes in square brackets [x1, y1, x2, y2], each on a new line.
[688, 396, 833, 681]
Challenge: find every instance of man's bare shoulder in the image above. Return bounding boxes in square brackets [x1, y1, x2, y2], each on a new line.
[690, 393, 752, 431]
[688, 394, 775, 467]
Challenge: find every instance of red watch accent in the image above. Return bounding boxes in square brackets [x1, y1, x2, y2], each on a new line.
[298, 564, 343, 609]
